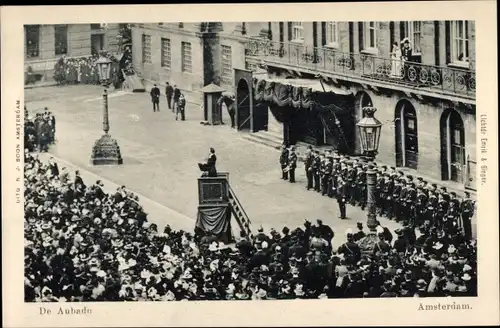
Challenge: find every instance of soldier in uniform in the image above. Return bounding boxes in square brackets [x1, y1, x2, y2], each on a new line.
[382, 172, 394, 218]
[346, 162, 357, 205]
[415, 187, 428, 228]
[327, 156, 335, 198]
[330, 155, 341, 198]
[375, 168, 385, 215]
[313, 151, 322, 192]
[288, 146, 298, 183]
[460, 191, 474, 240]
[406, 181, 417, 227]
[436, 193, 449, 231]
[426, 186, 439, 227]
[304, 146, 314, 190]
[391, 177, 402, 221]
[336, 176, 347, 220]
[355, 164, 367, 210]
[399, 178, 409, 223]
[321, 154, 333, 196]
[279, 144, 289, 180]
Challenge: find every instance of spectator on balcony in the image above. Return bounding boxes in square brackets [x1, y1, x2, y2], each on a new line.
[390, 42, 403, 79]
[401, 38, 413, 81]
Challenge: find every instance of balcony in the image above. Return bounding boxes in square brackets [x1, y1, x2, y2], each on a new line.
[245, 39, 475, 101]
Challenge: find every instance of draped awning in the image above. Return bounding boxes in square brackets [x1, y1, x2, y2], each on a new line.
[252, 77, 354, 111]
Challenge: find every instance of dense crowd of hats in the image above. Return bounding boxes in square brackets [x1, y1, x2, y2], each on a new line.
[53, 52, 120, 86]
[24, 147, 477, 301]
[24, 107, 55, 153]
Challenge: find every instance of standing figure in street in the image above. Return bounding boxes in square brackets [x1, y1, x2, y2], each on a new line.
[288, 146, 298, 183]
[150, 84, 160, 112]
[228, 96, 236, 128]
[173, 85, 181, 113]
[336, 176, 347, 220]
[279, 144, 289, 181]
[177, 94, 186, 121]
[304, 146, 314, 190]
[165, 82, 174, 111]
[460, 191, 474, 240]
[313, 151, 322, 192]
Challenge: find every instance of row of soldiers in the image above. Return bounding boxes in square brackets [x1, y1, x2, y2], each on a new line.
[24, 106, 56, 153]
[279, 145, 475, 240]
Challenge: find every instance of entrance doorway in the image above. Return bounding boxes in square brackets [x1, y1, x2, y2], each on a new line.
[236, 78, 251, 131]
[440, 109, 466, 182]
[395, 100, 419, 169]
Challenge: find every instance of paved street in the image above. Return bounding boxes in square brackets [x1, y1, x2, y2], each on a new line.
[27, 85, 464, 248]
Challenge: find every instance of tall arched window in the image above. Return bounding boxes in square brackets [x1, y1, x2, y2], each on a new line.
[440, 110, 466, 182]
[395, 100, 418, 169]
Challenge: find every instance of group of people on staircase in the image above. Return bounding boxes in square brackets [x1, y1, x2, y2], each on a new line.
[279, 144, 476, 241]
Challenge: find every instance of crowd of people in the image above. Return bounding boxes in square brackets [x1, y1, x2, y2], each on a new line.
[24, 106, 56, 153]
[25, 142, 477, 302]
[53, 52, 121, 87]
[279, 145, 476, 241]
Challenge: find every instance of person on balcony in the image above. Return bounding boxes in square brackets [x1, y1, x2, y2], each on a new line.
[390, 41, 403, 79]
[401, 38, 413, 81]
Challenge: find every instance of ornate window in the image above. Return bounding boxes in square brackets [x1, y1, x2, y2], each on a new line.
[142, 34, 151, 64]
[364, 22, 378, 49]
[54, 25, 68, 56]
[161, 38, 171, 68]
[181, 42, 192, 73]
[292, 22, 304, 42]
[452, 20, 469, 63]
[220, 45, 233, 85]
[403, 21, 422, 54]
[326, 22, 339, 46]
[25, 25, 40, 58]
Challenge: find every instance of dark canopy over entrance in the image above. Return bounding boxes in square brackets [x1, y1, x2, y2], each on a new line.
[253, 77, 355, 153]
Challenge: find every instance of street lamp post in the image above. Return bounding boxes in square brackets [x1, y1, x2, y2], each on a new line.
[90, 53, 123, 166]
[356, 106, 382, 254]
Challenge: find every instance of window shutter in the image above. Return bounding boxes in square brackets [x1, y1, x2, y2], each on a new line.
[434, 21, 440, 66]
[321, 22, 326, 46]
[279, 22, 284, 43]
[389, 21, 395, 51]
[445, 21, 451, 64]
[313, 22, 318, 48]
[400, 21, 405, 39]
[287, 22, 293, 41]
[348, 22, 354, 53]
[358, 22, 364, 50]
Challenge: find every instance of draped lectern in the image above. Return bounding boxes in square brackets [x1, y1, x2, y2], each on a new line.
[195, 172, 233, 243]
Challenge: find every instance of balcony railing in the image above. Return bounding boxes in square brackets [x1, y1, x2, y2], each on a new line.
[246, 39, 475, 99]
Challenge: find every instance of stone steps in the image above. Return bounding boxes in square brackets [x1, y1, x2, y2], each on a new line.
[242, 130, 283, 150]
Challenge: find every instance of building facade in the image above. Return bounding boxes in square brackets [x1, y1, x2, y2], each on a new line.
[245, 20, 476, 188]
[24, 24, 121, 80]
[130, 22, 267, 101]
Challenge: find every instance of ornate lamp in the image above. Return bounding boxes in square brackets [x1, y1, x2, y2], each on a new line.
[90, 54, 123, 166]
[356, 107, 382, 254]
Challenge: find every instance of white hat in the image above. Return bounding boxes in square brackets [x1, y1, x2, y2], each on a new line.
[376, 226, 384, 234]
[433, 242, 444, 250]
[261, 241, 269, 249]
[463, 264, 472, 272]
[96, 270, 107, 278]
[461, 273, 472, 281]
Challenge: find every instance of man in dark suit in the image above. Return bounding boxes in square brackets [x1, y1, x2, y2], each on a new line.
[173, 85, 181, 112]
[165, 82, 174, 111]
[198, 147, 217, 177]
[304, 146, 314, 190]
[460, 191, 474, 240]
[150, 84, 160, 112]
[279, 144, 289, 180]
[288, 146, 298, 183]
[227, 96, 236, 128]
[336, 176, 347, 219]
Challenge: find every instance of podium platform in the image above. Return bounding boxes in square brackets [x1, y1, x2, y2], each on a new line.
[195, 172, 252, 242]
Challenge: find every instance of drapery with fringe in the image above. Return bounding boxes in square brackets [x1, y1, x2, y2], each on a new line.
[196, 206, 232, 243]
